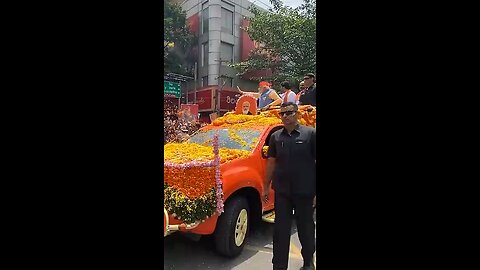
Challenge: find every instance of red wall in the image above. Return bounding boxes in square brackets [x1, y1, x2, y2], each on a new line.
[219, 88, 239, 111]
[240, 19, 255, 62]
[186, 86, 241, 112]
[187, 14, 199, 34]
[187, 87, 214, 112]
[240, 18, 273, 79]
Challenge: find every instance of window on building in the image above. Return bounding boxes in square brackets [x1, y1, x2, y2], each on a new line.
[202, 76, 209, 87]
[202, 3, 209, 34]
[202, 42, 209, 67]
[220, 42, 234, 64]
[221, 7, 233, 34]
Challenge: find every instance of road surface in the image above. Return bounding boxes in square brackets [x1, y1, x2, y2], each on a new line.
[164, 210, 316, 269]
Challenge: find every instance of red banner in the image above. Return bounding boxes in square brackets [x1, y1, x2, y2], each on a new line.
[186, 87, 241, 112]
[187, 89, 213, 112]
[219, 89, 239, 111]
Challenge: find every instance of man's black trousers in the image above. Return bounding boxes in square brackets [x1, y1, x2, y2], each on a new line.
[272, 192, 315, 270]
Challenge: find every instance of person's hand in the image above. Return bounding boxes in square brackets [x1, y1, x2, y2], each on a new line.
[313, 196, 316, 208]
[262, 188, 270, 203]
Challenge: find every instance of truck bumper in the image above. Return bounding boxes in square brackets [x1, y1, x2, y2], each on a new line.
[163, 208, 200, 237]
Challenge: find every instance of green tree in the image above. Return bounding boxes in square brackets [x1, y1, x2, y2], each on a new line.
[164, 0, 195, 76]
[232, 0, 316, 87]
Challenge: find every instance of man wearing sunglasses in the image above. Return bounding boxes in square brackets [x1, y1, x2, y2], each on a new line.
[263, 102, 316, 270]
[298, 73, 316, 106]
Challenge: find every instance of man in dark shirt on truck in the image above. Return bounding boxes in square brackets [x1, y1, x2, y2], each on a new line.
[263, 102, 316, 270]
[298, 73, 317, 106]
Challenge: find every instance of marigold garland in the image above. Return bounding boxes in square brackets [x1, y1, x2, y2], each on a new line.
[164, 143, 250, 164]
[208, 105, 316, 129]
[209, 114, 282, 129]
[164, 184, 216, 224]
[261, 105, 316, 128]
[164, 133, 238, 222]
[164, 166, 216, 198]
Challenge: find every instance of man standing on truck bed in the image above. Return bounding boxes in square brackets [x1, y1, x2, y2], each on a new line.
[263, 102, 316, 270]
[279, 81, 297, 104]
[236, 81, 282, 110]
[297, 73, 316, 106]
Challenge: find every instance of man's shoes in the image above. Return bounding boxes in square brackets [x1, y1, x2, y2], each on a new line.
[300, 261, 315, 270]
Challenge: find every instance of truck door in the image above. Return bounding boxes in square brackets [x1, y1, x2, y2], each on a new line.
[260, 125, 283, 212]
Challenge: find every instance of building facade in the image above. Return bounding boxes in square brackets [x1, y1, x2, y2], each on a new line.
[171, 0, 269, 121]
[176, 0, 265, 88]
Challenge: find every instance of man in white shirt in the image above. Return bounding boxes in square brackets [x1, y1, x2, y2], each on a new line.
[279, 81, 297, 104]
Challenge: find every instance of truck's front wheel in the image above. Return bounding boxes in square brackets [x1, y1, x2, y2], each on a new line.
[214, 196, 249, 257]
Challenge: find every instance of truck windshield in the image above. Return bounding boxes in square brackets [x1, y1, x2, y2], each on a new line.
[188, 128, 262, 151]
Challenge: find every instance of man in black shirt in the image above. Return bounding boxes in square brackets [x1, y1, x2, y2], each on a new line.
[263, 102, 316, 270]
[298, 73, 316, 106]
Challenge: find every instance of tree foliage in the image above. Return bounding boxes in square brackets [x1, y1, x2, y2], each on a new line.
[232, 0, 316, 87]
[164, 0, 195, 75]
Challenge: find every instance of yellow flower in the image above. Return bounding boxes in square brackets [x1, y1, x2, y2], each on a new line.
[164, 143, 250, 164]
[207, 107, 316, 129]
[262, 146, 269, 156]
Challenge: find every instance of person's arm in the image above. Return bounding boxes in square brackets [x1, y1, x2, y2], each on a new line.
[267, 90, 282, 107]
[264, 158, 275, 190]
[263, 135, 277, 201]
[237, 86, 260, 98]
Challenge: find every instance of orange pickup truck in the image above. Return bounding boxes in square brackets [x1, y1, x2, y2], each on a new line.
[163, 106, 316, 257]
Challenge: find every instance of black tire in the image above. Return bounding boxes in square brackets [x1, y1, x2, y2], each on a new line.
[214, 196, 250, 257]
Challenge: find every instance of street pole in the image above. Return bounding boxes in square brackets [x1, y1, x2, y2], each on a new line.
[214, 58, 229, 115]
[185, 80, 188, 104]
[194, 62, 197, 103]
[218, 79, 226, 114]
[217, 58, 221, 114]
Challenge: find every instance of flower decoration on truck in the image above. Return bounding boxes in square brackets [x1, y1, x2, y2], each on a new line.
[261, 105, 317, 127]
[164, 133, 250, 224]
[207, 105, 316, 128]
[164, 106, 316, 225]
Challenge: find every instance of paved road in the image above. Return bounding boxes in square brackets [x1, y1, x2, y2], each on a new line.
[164, 210, 316, 269]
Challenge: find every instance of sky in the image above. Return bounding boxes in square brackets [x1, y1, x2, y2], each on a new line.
[282, 0, 304, 8]
[253, 0, 304, 9]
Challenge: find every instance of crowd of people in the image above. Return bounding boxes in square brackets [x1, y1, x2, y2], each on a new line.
[163, 99, 204, 144]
